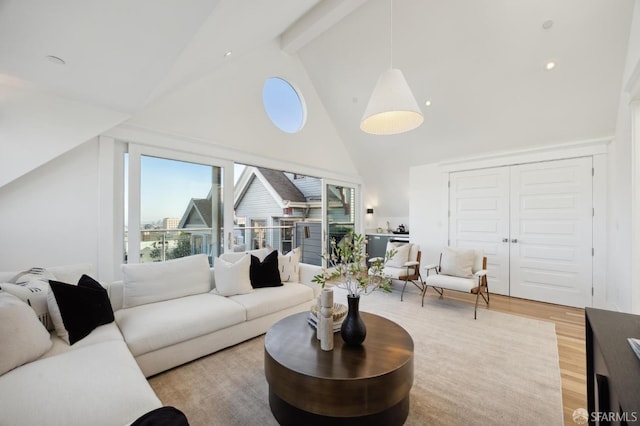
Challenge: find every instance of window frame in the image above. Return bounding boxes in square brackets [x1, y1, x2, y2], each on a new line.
[321, 178, 362, 269]
[126, 144, 234, 264]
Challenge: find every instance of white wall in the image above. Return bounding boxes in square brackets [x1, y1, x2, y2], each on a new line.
[607, 99, 633, 312]
[408, 165, 448, 267]
[0, 139, 100, 272]
[126, 39, 357, 177]
[613, 0, 640, 313]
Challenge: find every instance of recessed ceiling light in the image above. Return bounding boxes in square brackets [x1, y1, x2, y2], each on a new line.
[425, 100, 432, 107]
[224, 50, 232, 58]
[45, 55, 66, 65]
[542, 20, 554, 30]
[545, 61, 556, 71]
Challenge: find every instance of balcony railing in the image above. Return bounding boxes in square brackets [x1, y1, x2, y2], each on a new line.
[125, 224, 323, 265]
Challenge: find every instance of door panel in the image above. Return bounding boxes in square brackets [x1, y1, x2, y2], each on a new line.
[449, 167, 510, 295]
[509, 157, 593, 307]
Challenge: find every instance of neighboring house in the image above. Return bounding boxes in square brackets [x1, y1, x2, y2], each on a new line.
[178, 166, 330, 259]
[234, 167, 322, 253]
[177, 194, 222, 261]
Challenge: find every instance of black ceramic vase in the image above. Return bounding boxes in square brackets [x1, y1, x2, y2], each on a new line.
[341, 295, 366, 345]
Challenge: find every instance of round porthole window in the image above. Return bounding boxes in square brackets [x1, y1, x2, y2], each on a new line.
[263, 77, 306, 133]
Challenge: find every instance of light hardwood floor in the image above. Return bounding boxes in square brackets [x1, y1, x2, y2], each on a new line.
[421, 289, 586, 425]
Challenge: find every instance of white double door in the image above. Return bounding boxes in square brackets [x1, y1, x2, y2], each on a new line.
[449, 157, 593, 308]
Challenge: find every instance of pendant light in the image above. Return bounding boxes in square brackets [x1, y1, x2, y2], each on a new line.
[360, 0, 423, 135]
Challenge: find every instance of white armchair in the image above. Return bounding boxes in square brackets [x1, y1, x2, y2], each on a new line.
[369, 242, 423, 301]
[422, 247, 490, 319]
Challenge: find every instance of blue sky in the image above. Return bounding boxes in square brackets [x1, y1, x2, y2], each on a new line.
[125, 155, 247, 225]
[263, 77, 304, 133]
[140, 156, 214, 223]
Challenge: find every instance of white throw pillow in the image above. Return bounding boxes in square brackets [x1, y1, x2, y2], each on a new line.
[11, 267, 55, 285]
[220, 248, 270, 264]
[212, 255, 253, 297]
[278, 248, 301, 282]
[46, 264, 94, 284]
[122, 254, 211, 308]
[440, 247, 475, 277]
[385, 243, 412, 268]
[0, 281, 50, 329]
[0, 293, 52, 375]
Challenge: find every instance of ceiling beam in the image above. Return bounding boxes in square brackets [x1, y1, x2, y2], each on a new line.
[280, 0, 369, 54]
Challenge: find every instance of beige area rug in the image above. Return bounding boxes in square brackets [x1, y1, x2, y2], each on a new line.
[148, 287, 564, 426]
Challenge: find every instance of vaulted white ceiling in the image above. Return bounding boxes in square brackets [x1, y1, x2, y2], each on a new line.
[0, 0, 636, 216]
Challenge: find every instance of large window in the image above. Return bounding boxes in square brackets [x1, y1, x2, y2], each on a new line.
[126, 146, 230, 265]
[123, 146, 360, 269]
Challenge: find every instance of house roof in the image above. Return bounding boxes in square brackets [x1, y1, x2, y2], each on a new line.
[234, 166, 321, 209]
[256, 167, 306, 203]
[178, 198, 213, 229]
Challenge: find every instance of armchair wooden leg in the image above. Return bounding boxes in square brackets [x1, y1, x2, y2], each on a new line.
[473, 281, 490, 319]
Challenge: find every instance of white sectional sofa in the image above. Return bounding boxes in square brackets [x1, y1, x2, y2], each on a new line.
[110, 251, 320, 377]
[0, 250, 321, 425]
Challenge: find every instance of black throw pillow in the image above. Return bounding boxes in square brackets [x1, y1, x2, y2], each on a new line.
[49, 274, 115, 345]
[249, 250, 283, 288]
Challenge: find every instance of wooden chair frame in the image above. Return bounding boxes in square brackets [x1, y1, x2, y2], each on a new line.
[399, 251, 425, 301]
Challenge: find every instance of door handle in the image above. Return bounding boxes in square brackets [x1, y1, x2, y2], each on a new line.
[502, 238, 508, 243]
[511, 238, 518, 243]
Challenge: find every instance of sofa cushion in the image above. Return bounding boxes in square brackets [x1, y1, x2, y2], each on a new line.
[424, 273, 476, 292]
[229, 283, 314, 321]
[0, 293, 52, 375]
[213, 255, 253, 296]
[440, 247, 475, 277]
[48, 275, 115, 345]
[250, 250, 282, 288]
[46, 264, 95, 284]
[0, 340, 161, 426]
[278, 248, 300, 282]
[382, 266, 412, 280]
[219, 248, 270, 263]
[115, 294, 246, 357]
[41, 322, 124, 360]
[122, 254, 211, 308]
[385, 243, 412, 267]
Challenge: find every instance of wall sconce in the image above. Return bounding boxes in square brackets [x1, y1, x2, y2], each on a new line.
[366, 208, 374, 214]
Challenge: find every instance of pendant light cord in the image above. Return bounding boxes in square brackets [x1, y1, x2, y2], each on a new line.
[390, 0, 393, 69]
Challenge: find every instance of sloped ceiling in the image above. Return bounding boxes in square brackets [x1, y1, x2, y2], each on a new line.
[0, 0, 222, 188]
[295, 0, 635, 215]
[0, 0, 636, 217]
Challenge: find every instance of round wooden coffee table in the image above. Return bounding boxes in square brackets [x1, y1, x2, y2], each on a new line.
[264, 311, 414, 425]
